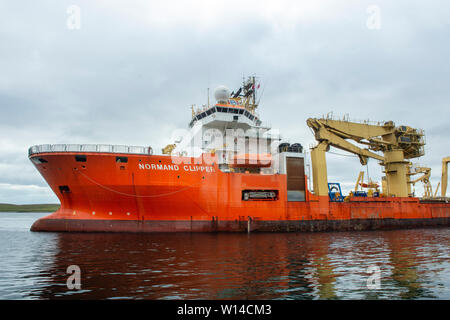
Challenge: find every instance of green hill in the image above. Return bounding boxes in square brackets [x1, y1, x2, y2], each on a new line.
[0, 203, 60, 212]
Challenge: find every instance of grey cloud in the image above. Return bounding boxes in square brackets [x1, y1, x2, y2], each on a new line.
[1, 0, 449, 203]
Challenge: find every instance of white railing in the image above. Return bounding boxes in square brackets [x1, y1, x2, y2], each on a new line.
[323, 112, 390, 127]
[28, 144, 153, 156]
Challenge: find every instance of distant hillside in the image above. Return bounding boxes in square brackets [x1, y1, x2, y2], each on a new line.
[0, 203, 60, 212]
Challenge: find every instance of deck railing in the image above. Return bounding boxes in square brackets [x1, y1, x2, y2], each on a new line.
[28, 144, 153, 156]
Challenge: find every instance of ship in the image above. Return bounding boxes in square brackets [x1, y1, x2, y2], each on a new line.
[29, 76, 450, 233]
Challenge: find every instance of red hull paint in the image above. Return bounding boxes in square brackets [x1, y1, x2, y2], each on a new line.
[30, 152, 450, 232]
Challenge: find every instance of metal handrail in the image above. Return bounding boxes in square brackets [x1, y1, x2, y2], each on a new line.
[28, 144, 153, 157]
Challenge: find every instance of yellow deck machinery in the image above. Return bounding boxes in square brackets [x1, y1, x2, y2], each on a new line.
[351, 171, 380, 197]
[408, 165, 432, 198]
[162, 144, 176, 155]
[307, 117, 425, 197]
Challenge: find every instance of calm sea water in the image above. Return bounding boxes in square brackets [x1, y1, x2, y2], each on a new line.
[0, 212, 448, 300]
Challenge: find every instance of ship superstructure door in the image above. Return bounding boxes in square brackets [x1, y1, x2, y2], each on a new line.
[286, 156, 306, 201]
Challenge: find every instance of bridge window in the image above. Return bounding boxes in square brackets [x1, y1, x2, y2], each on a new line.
[75, 155, 87, 162]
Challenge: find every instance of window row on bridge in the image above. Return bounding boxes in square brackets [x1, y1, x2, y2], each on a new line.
[190, 106, 258, 127]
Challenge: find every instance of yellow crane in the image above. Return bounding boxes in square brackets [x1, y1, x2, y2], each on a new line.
[354, 171, 365, 192]
[408, 165, 432, 198]
[307, 117, 425, 197]
[162, 144, 176, 155]
[354, 171, 379, 192]
[406, 157, 449, 199]
[441, 157, 450, 198]
[351, 171, 380, 198]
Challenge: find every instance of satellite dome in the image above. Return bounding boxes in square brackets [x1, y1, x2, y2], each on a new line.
[214, 85, 231, 103]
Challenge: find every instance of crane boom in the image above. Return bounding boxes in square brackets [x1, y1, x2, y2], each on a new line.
[409, 166, 431, 185]
[308, 118, 396, 142]
[434, 182, 440, 198]
[311, 123, 384, 165]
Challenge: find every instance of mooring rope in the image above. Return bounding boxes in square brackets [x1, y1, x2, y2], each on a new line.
[77, 170, 204, 198]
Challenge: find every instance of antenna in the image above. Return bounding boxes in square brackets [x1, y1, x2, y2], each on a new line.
[256, 80, 266, 105]
[252, 75, 256, 106]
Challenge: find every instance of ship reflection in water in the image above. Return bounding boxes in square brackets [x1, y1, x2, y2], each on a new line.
[0, 213, 448, 299]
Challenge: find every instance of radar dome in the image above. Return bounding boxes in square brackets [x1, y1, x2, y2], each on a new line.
[214, 85, 231, 103]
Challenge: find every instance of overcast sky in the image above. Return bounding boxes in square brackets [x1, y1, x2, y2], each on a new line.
[1, 0, 449, 204]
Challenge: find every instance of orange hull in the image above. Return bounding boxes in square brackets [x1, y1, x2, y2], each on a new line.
[30, 152, 450, 232]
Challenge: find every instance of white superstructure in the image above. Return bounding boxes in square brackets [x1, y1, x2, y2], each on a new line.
[172, 80, 281, 171]
[165, 77, 304, 180]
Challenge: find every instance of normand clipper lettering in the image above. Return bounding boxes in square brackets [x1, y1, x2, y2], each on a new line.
[139, 163, 215, 173]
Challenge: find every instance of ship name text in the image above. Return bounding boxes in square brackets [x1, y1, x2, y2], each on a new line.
[138, 163, 215, 173]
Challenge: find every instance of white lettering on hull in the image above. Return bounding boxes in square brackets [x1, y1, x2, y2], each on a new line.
[138, 163, 215, 172]
[183, 165, 215, 173]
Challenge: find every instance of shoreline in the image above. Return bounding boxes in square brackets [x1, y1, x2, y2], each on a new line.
[0, 203, 60, 213]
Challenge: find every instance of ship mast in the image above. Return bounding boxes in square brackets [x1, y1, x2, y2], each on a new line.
[241, 75, 258, 112]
